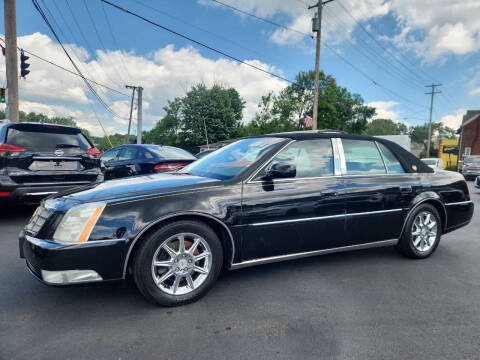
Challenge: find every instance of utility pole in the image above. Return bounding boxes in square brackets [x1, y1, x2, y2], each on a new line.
[124, 85, 136, 144]
[309, 0, 334, 130]
[136, 86, 143, 144]
[425, 83, 442, 158]
[4, 0, 19, 122]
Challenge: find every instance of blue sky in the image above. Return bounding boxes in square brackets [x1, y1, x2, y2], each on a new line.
[1, 0, 480, 136]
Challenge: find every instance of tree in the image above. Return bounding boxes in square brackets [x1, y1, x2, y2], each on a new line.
[364, 118, 408, 136]
[243, 70, 375, 136]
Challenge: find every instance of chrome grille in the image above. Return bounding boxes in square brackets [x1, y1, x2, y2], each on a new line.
[25, 205, 53, 235]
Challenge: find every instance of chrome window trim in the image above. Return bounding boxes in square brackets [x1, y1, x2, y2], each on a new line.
[337, 138, 347, 175]
[230, 239, 398, 270]
[331, 138, 342, 176]
[250, 208, 403, 226]
[445, 200, 473, 206]
[374, 141, 389, 174]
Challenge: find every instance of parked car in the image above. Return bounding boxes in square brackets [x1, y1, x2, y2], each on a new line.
[195, 149, 215, 159]
[19, 131, 474, 306]
[101, 144, 196, 180]
[421, 157, 444, 170]
[0, 121, 102, 203]
[461, 155, 480, 180]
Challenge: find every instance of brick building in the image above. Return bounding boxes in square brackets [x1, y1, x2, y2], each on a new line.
[459, 110, 480, 160]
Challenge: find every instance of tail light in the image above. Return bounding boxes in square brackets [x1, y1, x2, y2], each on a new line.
[0, 143, 26, 156]
[86, 147, 101, 157]
[154, 162, 188, 172]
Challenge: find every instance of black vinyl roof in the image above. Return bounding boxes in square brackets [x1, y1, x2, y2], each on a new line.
[259, 130, 433, 174]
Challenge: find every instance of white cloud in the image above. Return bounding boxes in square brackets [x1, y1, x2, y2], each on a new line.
[367, 100, 400, 121]
[468, 87, 480, 96]
[388, 0, 480, 62]
[441, 108, 466, 129]
[2, 33, 288, 136]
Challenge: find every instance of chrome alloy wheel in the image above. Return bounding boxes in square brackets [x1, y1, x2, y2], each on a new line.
[411, 211, 438, 252]
[151, 232, 212, 295]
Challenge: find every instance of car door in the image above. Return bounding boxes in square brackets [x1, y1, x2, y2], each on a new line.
[116, 146, 140, 178]
[340, 139, 419, 245]
[101, 147, 122, 180]
[241, 138, 347, 261]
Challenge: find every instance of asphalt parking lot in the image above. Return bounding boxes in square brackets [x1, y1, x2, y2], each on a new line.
[1, 183, 479, 360]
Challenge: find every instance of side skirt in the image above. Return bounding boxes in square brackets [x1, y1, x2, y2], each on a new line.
[230, 239, 398, 270]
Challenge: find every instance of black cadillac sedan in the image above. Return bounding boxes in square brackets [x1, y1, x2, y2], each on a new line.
[19, 131, 474, 306]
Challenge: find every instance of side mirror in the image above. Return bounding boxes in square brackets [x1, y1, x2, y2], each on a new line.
[264, 162, 296, 180]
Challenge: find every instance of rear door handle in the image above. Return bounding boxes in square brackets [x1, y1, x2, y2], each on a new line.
[320, 191, 339, 197]
[400, 186, 412, 193]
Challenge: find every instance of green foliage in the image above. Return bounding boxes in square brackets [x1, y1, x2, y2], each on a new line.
[409, 123, 457, 144]
[364, 118, 408, 136]
[145, 83, 244, 151]
[239, 70, 375, 137]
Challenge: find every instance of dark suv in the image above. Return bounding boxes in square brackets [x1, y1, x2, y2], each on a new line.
[0, 121, 103, 202]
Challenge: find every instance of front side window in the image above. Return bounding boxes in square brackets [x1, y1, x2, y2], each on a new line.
[180, 137, 285, 180]
[264, 139, 334, 178]
[342, 139, 386, 175]
[378, 142, 405, 173]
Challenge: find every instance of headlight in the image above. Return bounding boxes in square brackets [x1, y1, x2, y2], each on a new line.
[53, 202, 106, 244]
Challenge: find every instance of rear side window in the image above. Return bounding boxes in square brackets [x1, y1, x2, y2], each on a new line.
[268, 139, 334, 178]
[378, 142, 405, 173]
[6, 127, 91, 152]
[118, 147, 138, 160]
[342, 139, 386, 175]
[146, 145, 196, 160]
[102, 148, 121, 162]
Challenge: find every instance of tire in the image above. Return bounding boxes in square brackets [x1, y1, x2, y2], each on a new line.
[133, 220, 223, 306]
[396, 204, 442, 259]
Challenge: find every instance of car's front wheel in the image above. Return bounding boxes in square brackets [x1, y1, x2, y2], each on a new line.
[396, 204, 441, 259]
[133, 220, 223, 306]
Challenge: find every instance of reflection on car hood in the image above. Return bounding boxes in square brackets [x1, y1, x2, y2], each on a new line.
[60, 173, 218, 202]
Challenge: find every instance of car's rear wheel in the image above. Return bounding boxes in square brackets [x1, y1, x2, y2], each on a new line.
[396, 204, 441, 259]
[133, 220, 223, 306]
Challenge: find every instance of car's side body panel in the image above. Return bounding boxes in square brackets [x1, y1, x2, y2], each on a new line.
[19, 132, 475, 286]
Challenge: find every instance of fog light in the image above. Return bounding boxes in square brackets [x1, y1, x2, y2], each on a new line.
[41, 269, 102, 284]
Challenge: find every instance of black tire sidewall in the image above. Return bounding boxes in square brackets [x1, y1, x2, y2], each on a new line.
[133, 220, 223, 306]
[402, 204, 441, 258]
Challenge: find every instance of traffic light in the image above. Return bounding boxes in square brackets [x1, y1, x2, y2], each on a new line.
[0, 88, 5, 103]
[20, 50, 30, 78]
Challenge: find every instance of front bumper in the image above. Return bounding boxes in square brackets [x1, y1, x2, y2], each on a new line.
[462, 169, 480, 179]
[19, 230, 129, 285]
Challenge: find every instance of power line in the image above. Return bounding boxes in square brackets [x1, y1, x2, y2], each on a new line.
[64, 0, 123, 90]
[48, 0, 120, 100]
[211, 0, 313, 38]
[0, 37, 129, 97]
[336, 1, 428, 86]
[126, 0, 289, 67]
[205, 0, 427, 113]
[101, 1, 134, 82]
[32, 0, 127, 123]
[82, 0, 126, 86]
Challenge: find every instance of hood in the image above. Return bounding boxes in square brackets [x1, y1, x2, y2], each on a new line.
[56, 173, 218, 203]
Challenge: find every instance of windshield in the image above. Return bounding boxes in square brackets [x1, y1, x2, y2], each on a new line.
[421, 159, 438, 165]
[180, 137, 285, 180]
[146, 145, 196, 160]
[465, 157, 480, 163]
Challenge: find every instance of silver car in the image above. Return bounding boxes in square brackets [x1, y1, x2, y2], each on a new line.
[462, 156, 480, 180]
